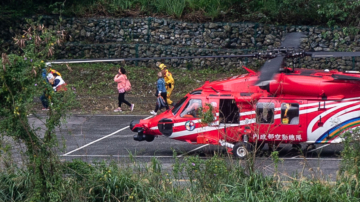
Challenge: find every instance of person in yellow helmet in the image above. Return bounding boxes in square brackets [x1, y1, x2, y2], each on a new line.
[156, 62, 174, 105]
[45, 62, 62, 77]
[40, 63, 62, 110]
[48, 68, 62, 77]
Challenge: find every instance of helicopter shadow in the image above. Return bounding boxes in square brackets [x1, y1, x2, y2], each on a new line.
[181, 143, 343, 159]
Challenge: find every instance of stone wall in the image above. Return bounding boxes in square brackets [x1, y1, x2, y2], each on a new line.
[45, 17, 360, 50]
[2, 16, 360, 70]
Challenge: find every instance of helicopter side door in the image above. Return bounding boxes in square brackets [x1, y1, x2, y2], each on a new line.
[196, 96, 241, 144]
[219, 99, 240, 141]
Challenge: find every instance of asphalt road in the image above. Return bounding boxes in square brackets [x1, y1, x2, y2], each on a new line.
[28, 114, 343, 180]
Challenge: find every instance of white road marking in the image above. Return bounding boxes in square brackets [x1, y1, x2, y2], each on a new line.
[291, 144, 330, 159]
[177, 144, 209, 157]
[62, 127, 130, 156]
[60, 154, 342, 160]
[62, 115, 153, 156]
[111, 134, 138, 138]
[282, 157, 341, 160]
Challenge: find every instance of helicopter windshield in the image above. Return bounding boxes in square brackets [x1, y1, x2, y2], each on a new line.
[180, 99, 202, 118]
[172, 97, 188, 115]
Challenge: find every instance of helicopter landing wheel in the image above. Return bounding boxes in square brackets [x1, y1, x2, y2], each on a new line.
[305, 144, 316, 151]
[233, 142, 254, 159]
[145, 135, 155, 142]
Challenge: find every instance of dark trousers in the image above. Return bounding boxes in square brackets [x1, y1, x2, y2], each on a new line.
[118, 92, 131, 108]
[155, 92, 169, 112]
[40, 93, 48, 108]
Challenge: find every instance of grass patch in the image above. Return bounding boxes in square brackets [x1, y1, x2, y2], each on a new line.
[1, 154, 359, 201]
[50, 63, 246, 113]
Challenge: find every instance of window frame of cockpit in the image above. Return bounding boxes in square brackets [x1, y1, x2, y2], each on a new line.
[172, 96, 204, 117]
[171, 96, 188, 115]
[180, 99, 203, 118]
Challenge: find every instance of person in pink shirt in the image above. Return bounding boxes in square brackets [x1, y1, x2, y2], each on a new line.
[114, 67, 134, 112]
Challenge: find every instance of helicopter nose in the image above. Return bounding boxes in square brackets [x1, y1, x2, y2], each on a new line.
[130, 120, 140, 131]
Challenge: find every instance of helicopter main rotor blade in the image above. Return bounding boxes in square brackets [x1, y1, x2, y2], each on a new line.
[332, 74, 360, 81]
[49, 54, 256, 64]
[306, 52, 360, 58]
[280, 32, 307, 49]
[256, 56, 284, 86]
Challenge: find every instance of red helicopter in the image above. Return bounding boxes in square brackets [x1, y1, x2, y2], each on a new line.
[128, 32, 360, 158]
[49, 32, 360, 158]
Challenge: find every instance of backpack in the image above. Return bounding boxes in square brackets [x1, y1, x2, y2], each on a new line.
[124, 78, 131, 92]
[157, 96, 167, 109]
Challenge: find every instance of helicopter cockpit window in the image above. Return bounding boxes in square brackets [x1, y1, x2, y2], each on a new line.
[180, 99, 202, 118]
[256, 103, 275, 124]
[190, 90, 202, 95]
[172, 97, 188, 115]
[281, 103, 299, 125]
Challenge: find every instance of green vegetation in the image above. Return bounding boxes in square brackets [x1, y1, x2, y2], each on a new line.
[2, 30, 360, 199]
[1, 143, 360, 201]
[2, 7, 360, 202]
[47, 63, 247, 113]
[52, 63, 246, 98]
[2, 0, 360, 26]
[0, 19, 77, 201]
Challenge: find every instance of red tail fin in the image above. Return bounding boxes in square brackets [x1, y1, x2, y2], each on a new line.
[242, 66, 256, 74]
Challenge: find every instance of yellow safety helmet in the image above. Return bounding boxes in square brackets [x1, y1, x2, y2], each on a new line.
[158, 63, 167, 70]
[48, 68, 62, 77]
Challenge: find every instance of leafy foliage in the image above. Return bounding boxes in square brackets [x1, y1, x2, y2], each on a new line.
[1, 132, 360, 201]
[2, 153, 359, 201]
[52, 62, 244, 99]
[199, 103, 215, 125]
[317, 1, 360, 27]
[0, 18, 77, 201]
[2, 0, 360, 26]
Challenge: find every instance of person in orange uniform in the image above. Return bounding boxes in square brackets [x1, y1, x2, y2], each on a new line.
[157, 62, 174, 105]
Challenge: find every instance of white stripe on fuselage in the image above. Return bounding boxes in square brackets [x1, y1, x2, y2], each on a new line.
[169, 124, 240, 139]
[150, 99, 360, 139]
[307, 101, 360, 142]
[150, 119, 201, 130]
[171, 101, 359, 139]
